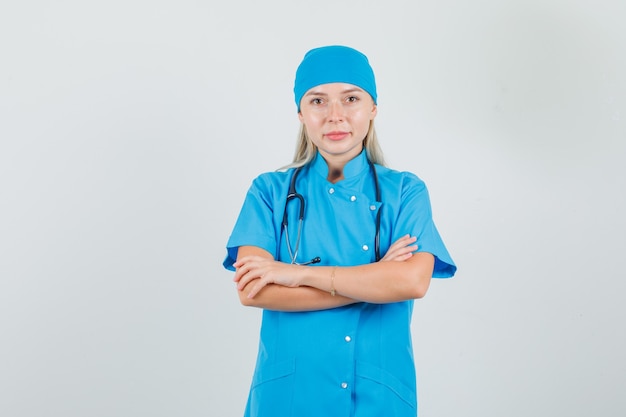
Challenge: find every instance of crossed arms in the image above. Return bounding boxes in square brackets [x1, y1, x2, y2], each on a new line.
[232, 235, 434, 312]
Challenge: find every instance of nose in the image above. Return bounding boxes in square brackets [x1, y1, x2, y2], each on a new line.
[327, 100, 345, 122]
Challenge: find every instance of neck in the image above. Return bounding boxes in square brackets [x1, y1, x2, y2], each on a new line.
[320, 147, 363, 183]
[327, 167, 343, 183]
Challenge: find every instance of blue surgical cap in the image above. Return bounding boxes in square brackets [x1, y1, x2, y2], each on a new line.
[294, 45, 377, 111]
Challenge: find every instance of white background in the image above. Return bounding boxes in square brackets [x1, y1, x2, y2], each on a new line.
[1, 1, 625, 416]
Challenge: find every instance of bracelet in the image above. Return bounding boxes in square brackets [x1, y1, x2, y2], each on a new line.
[330, 266, 337, 296]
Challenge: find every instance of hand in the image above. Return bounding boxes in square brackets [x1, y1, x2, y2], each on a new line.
[380, 234, 418, 262]
[233, 256, 304, 299]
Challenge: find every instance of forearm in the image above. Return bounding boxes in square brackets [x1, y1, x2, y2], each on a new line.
[233, 245, 356, 311]
[238, 281, 357, 311]
[300, 253, 434, 303]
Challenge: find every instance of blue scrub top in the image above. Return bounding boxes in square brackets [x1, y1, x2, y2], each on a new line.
[224, 151, 456, 417]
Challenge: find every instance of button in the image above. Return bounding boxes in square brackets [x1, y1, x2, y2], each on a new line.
[362, 245, 369, 251]
[329, 188, 335, 194]
[369, 205, 376, 211]
[341, 382, 348, 389]
[350, 195, 356, 202]
[344, 336, 352, 342]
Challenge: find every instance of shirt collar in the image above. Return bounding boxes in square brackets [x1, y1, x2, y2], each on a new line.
[311, 150, 369, 181]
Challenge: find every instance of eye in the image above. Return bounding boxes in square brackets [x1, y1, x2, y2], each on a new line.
[310, 97, 324, 105]
[346, 96, 359, 103]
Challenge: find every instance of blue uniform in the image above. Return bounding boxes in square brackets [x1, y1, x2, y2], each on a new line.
[224, 151, 456, 417]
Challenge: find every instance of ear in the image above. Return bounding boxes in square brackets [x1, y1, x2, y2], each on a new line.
[298, 111, 304, 123]
[370, 104, 378, 120]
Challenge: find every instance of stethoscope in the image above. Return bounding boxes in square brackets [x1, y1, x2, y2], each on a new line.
[281, 159, 382, 265]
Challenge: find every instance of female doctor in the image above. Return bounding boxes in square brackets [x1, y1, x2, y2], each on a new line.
[223, 45, 456, 417]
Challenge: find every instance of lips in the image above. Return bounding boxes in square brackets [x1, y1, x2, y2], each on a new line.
[325, 131, 349, 141]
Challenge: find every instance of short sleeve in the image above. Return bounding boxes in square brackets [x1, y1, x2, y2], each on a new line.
[222, 175, 280, 271]
[394, 173, 456, 278]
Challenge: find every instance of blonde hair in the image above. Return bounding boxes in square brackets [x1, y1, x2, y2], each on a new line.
[281, 120, 386, 170]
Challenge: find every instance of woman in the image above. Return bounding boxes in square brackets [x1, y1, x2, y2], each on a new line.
[223, 45, 456, 417]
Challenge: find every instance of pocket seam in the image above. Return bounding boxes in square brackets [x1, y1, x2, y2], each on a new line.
[251, 358, 296, 389]
[356, 361, 417, 409]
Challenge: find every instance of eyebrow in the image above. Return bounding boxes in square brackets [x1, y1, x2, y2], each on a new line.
[304, 87, 365, 97]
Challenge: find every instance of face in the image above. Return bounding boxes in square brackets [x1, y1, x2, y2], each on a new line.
[298, 83, 377, 165]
